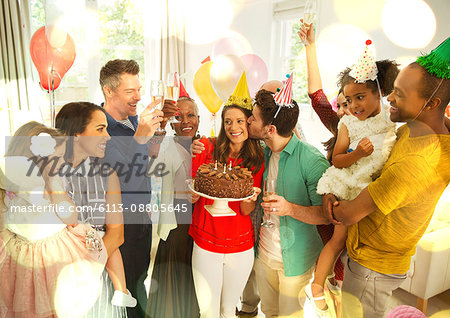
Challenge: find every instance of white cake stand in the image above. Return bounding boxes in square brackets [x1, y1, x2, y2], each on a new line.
[187, 179, 254, 217]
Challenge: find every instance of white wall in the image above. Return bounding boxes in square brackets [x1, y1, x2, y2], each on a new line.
[315, 0, 449, 94]
[185, 0, 449, 139]
[183, 0, 273, 136]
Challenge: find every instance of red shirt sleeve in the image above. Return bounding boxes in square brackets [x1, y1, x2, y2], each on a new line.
[191, 138, 214, 178]
[308, 89, 339, 133]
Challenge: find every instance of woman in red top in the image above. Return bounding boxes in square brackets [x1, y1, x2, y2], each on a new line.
[190, 103, 264, 318]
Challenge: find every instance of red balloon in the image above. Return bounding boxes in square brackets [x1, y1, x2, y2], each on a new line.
[30, 26, 76, 92]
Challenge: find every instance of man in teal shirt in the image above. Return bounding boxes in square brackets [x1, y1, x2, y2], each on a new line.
[247, 88, 329, 317]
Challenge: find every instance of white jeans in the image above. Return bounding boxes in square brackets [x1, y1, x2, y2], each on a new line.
[192, 243, 254, 318]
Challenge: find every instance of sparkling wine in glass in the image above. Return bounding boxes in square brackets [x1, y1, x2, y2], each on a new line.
[261, 178, 276, 228]
[151, 80, 165, 134]
[300, 0, 317, 45]
[165, 72, 181, 124]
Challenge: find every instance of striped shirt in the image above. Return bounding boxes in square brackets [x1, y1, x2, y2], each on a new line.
[117, 118, 136, 131]
[64, 157, 108, 226]
[63, 158, 126, 317]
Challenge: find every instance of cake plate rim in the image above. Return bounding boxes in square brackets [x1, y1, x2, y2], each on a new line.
[187, 179, 255, 217]
[186, 179, 255, 201]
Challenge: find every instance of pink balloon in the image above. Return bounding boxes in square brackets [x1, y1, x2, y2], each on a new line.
[241, 54, 268, 97]
[211, 34, 252, 59]
[386, 305, 426, 318]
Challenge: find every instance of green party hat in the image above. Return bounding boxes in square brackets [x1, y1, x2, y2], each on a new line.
[416, 37, 450, 79]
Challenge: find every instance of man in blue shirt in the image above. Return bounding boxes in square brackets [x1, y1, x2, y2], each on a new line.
[247, 88, 329, 317]
[100, 59, 163, 317]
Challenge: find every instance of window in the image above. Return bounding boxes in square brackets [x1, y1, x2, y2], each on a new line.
[270, 1, 332, 153]
[29, 0, 145, 109]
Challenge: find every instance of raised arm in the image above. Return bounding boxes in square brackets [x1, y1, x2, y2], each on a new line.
[298, 22, 339, 132]
[298, 21, 322, 94]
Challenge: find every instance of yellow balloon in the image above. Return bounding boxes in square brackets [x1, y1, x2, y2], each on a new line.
[193, 61, 223, 114]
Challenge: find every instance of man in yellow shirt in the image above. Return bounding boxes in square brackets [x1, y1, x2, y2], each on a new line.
[323, 38, 450, 318]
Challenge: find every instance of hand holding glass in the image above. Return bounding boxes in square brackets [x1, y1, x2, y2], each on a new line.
[261, 178, 276, 228]
[151, 80, 165, 134]
[165, 72, 181, 124]
[300, 0, 317, 45]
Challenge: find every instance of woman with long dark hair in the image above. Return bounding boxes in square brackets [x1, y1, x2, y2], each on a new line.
[56, 102, 131, 317]
[189, 77, 264, 317]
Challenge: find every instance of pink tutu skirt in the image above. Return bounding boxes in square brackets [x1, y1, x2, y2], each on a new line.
[0, 224, 107, 318]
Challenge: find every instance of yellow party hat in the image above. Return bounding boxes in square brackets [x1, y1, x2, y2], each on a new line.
[224, 71, 253, 110]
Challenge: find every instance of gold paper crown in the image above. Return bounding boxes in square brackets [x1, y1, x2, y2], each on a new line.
[224, 72, 253, 110]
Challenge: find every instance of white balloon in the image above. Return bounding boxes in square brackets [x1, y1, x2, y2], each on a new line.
[210, 55, 245, 101]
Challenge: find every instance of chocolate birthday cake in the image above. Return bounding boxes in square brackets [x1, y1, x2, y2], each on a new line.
[194, 162, 254, 198]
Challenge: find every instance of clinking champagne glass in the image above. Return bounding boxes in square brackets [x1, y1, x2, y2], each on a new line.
[151, 79, 165, 134]
[165, 72, 181, 124]
[261, 178, 276, 228]
[300, 0, 317, 45]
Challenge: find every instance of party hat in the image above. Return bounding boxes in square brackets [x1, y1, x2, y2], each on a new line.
[201, 56, 211, 64]
[416, 37, 450, 79]
[224, 71, 253, 110]
[273, 73, 294, 108]
[349, 40, 378, 83]
[179, 80, 190, 98]
[270, 73, 295, 122]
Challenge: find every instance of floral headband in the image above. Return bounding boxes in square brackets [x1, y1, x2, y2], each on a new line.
[30, 132, 57, 157]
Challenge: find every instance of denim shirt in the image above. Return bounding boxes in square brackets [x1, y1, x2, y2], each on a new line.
[262, 134, 329, 276]
[102, 110, 152, 226]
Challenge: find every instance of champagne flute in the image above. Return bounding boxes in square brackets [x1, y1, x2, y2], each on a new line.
[151, 79, 165, 134]
[165, 72, 181, 124]
[261, 178, 276, 228]
[300, 0, 317, 45]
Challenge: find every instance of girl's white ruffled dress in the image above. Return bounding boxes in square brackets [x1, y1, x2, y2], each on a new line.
[317, 108, 397, 200]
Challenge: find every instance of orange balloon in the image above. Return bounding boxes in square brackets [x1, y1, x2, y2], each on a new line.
[193, 61, 223, 114]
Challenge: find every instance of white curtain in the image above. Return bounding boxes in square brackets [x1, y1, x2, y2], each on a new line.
[144, 0, 186, 81]
[0, 0, 36, 134]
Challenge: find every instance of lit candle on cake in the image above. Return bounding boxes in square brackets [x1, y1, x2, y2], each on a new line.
[223, 164, 226, 174]
[229, 160, 232, 170]
[214, 160, 218, 170]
